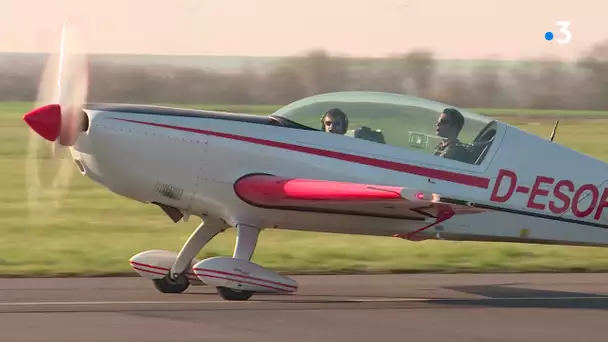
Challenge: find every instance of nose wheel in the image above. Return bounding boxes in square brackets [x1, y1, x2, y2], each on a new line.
[153, 273, 190, 293]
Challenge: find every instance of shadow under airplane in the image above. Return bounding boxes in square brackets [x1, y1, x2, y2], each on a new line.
[431, 284, 608, 310]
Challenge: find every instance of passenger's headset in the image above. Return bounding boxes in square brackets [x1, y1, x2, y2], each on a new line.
[320, 109, 349, 133]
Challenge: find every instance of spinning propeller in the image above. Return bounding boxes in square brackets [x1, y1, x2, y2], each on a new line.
[23, 21, 89, 222]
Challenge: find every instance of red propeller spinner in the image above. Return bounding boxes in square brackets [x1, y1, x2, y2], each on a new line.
[23, 104, 62, 142]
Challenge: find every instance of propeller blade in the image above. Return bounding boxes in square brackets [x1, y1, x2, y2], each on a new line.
[24, 20, 89, 222]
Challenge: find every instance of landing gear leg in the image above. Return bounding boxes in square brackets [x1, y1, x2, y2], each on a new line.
[153, 217, 227, 294]
[216, 223, 260, 301]
[233, 223, 260, 260]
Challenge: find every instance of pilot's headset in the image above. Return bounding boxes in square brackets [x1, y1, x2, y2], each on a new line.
[320, 108, 349, 134]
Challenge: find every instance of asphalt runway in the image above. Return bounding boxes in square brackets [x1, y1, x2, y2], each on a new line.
[1, 274, 608, 342]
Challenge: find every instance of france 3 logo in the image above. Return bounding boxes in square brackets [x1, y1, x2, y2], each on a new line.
[545, 21, 571, 45]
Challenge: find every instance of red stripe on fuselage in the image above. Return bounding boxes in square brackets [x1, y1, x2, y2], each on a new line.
[110, 117, 491, 189]
[234, 174, 404, 201]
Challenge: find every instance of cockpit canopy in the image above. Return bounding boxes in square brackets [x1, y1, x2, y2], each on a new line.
[271, 91, 500, 165]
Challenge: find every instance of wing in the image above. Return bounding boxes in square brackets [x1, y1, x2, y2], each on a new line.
[234, 174, 489, 240]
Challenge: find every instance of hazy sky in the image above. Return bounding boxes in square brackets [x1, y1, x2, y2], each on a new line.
[2, 0, 605, 60]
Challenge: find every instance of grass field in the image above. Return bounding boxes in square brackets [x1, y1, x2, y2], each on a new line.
[3, 101, 608, 277]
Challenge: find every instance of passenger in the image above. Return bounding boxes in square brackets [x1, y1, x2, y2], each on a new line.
[320, 108, 349, 135]
[433, 108, 471, 161]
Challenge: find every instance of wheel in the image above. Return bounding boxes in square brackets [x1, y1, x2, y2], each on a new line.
[152, 274, 190, 293]
[216, 286, 254, 301]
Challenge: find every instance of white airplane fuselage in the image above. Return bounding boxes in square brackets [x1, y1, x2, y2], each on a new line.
[71, 104, 608, 247]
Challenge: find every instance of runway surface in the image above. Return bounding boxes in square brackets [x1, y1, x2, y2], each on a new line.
[1, 273, 608, 342]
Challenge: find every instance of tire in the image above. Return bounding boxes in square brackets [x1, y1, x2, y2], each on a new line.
[152, 274, 190, 294]
[217, 286, 254, 301]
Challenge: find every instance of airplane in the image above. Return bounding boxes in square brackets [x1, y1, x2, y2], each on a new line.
[22, 23, 608, 301]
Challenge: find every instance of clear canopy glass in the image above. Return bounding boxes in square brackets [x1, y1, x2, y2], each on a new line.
[271, 91, 499, 165]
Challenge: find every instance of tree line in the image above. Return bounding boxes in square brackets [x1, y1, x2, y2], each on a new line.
[3, 39, 608, 110]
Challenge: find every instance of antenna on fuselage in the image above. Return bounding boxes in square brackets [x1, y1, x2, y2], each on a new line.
[550, 120, 559, 142]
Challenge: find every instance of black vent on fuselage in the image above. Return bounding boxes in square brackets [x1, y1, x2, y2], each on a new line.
[153, 182, 184, 200]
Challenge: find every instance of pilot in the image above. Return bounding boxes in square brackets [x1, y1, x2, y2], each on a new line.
[320, 108, 349, 135]
[433, 108, 470, 161]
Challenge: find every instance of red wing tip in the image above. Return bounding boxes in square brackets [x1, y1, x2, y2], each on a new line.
[23, 104, 62, 141]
